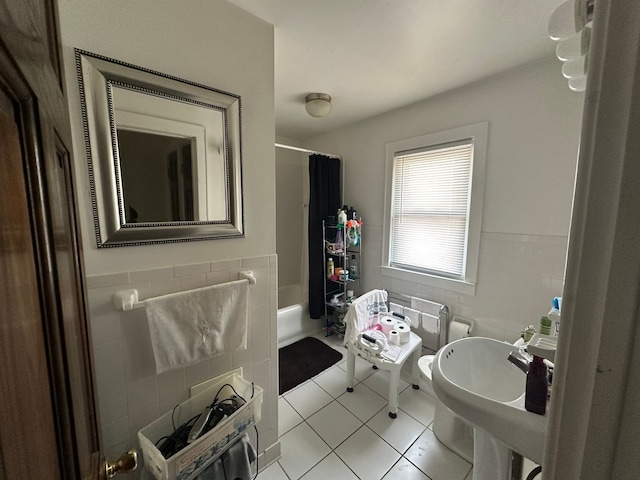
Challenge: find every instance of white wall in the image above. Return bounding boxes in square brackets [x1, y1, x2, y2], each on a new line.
[275, 147, 306, 291]
[58, 0, 279, 472]
[60, 0, 275, 275]
[306, 58, 584, 341]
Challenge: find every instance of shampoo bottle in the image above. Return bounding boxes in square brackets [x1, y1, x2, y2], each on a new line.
[327, 257, 334, 278]
[525, 355, 548, 415]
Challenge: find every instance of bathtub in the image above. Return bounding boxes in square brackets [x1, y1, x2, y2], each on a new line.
[277, 284, 322, 348]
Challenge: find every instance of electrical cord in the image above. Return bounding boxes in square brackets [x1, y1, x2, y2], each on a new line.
[248, 381, 259, 480]
[155, 414, 200, 457]
[526, 466, 542, 480]
[214, 382, 259, 480]
[252, 424, 259, 480]
[156, 383, 247, 459]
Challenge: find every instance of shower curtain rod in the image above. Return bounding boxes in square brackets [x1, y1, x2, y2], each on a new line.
[275, 142, 342, 159]
[276, 141, 346, 222]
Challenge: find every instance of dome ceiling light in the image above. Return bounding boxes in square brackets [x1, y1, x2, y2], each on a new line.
[305, 93, 332, 118]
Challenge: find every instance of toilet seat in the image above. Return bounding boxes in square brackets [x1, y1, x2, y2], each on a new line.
[417, 354, 436, 395]
[418, 353, 474, 463]
[418, 354, 435, 377]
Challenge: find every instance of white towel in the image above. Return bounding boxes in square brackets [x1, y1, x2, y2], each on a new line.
[402, 307, 421, 329]
[145, 280, 249, 373]
[411, 296, 443, 317]
[421, 312, 440, 334]
[389, 302, 404, 316]
[343, 289, 388, 347]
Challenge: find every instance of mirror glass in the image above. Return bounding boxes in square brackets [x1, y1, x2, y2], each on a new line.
[76, 49, 244, 247]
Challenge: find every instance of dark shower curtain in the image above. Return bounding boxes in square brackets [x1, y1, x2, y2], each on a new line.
[308, 154, 341, 319]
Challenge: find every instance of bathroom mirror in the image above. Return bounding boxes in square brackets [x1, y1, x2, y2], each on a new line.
[75, 49, 244, 247]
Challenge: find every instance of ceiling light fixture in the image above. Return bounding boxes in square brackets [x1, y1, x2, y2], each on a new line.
[305, 93, 332, 118]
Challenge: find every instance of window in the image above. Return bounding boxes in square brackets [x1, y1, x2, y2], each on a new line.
[383, 123, 488, 295]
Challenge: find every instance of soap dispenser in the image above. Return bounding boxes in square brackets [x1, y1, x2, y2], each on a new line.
[525, 355, 548, 415]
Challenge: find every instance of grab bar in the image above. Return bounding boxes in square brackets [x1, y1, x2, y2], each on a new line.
[112, 270, 256, 312]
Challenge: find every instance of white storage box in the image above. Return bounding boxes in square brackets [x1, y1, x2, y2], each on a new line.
[138, 370, 263, 480]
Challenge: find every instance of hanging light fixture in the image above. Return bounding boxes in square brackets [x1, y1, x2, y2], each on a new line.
[548, 0, 594, 92]
[305, 93, 332, 118]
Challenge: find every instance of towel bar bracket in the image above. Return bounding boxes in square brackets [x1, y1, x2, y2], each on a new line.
[238, 270, 257, 285]
[112, 289, 144, 312]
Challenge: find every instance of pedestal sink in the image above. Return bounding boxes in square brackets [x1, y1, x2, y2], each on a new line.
[432, 337, 547, 480]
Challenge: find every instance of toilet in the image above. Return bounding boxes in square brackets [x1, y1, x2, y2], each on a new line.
[418, 321, 474, 463]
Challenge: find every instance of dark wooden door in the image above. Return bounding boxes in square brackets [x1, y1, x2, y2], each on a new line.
[0, 0, 103, 479]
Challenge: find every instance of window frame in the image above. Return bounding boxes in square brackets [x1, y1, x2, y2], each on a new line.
[382, 122, 488, 296]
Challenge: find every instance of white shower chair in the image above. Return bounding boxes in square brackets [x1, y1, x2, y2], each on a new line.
[343, 289, 422, 418]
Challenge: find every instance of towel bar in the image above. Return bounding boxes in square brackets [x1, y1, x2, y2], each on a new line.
[112, 270, 256, 312]
[386, 290, 449, 350]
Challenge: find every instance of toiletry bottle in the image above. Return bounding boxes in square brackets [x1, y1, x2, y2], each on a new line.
[335, 229, 344, 251]
[539, 316, 552, 335]
[525, 355, 548, 415]
[327, 257, 334, 278]
[349, 254, 358, 279]
[522, 325, 536, 342]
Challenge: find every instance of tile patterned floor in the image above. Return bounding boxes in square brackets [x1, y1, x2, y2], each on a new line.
[261, 334, 474, 480]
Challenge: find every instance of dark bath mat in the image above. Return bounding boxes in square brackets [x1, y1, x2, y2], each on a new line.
[279, 337, 343, 395]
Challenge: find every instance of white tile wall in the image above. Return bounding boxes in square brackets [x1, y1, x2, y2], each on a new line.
[372, 232, 568, 343]
[86, 254, 279, 475]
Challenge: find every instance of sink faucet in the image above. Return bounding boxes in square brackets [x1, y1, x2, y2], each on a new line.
[507, 348, 532, 374]
[508, 346, 555, 405]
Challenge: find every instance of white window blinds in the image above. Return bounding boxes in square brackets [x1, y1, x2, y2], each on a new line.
[390, 140, 473, 278]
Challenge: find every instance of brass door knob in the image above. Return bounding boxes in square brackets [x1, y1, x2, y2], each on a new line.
[105, 449, 138, 478]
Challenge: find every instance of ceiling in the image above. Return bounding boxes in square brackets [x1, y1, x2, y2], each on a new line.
[226, 0, 564, 141]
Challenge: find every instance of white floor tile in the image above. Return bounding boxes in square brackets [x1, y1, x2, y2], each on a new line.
[337, 352, 379, 381]
[313, 365, 350, 398]
[278, 396, 303, 436]
[314, 333, 346, 352]
[335, 426, 401, 480]
[362, 369, 410, 400]
[404, 429, 472, 480]
[307, 400, 363, 448]
[335, 356, 348, 370]
[397, 387, 437, 426]
[382, 457, 430, 480]
[367, 408, 427, 454]
[300, 453, 359, 480]
[278, 422, 331, 479]
[277, 341, 476, 480]
[284, 380, 334, 419]
[258, 461, 289, 480]
[337, 382, 387, 422]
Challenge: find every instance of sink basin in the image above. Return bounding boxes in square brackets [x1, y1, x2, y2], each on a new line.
[432, 337, 547, 464]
